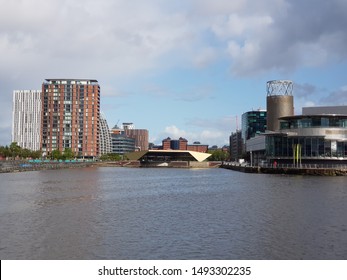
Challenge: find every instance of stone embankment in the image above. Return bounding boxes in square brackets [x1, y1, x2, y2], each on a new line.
[221, 163, 347, 176]
[0, 160, 95, 173]
[0, 160, 222, 173]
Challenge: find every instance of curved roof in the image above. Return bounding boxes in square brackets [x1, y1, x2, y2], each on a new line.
[125, 150, 211, 162]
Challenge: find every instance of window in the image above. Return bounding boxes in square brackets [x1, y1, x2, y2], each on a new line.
[321, 118, 329, 127]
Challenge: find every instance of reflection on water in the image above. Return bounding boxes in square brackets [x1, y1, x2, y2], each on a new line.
[0, 167, 347, 259]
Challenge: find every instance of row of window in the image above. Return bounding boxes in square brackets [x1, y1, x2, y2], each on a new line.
[280, 117, 347, 129]
[267, 136, 347, 158]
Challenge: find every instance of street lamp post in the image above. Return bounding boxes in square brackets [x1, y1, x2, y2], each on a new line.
[250, 150, 253, 167]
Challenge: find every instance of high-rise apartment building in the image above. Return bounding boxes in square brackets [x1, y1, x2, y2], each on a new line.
[99, 113, 112, 155]
[41, 79, 100, 158]
[12, 90, 42, 151]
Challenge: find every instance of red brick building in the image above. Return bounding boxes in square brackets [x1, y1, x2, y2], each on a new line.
[187, 143, 209, 153]
[125, 128, 149, 151]
[162, 137, 207, 152]
[41, 79, 100, 158]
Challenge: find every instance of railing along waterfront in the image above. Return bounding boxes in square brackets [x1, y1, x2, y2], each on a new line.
[260, 163, 347, 169]
[222, 161, 347, 170]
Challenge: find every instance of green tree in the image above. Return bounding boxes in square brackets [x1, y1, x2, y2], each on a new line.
[51, 149, 62, 160]
[63, 148, 74, 159]
[208, 150, 229, 161]
[21, 148, 31, 159]
[9, 142, 21, 159]
[30, 150, 42, 159]
[0, 146, 11, 158]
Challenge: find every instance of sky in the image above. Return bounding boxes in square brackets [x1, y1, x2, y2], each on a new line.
[1, 0, 347, 147]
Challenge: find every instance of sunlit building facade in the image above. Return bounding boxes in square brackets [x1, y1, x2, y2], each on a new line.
[124, 127, 149, 151]
[266, 113, 347, 163]
[241, 110, 267, 143]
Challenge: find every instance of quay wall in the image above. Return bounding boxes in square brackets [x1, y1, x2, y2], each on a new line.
[221, 163, 347, 176]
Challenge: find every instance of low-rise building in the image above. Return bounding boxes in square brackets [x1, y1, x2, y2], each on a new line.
[161, 137, 208, 152]
[187, 142, 209, 153]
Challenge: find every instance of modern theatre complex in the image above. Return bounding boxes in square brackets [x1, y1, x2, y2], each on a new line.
[239, 80, 347, 166]
[267, 108, 347, 164]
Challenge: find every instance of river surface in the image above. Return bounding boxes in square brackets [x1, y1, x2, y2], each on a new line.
[0, 167, 347, 260]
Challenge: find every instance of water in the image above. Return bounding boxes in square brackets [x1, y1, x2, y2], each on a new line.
[0, 167, 347, 259]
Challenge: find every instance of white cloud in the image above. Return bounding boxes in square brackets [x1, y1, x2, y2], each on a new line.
[193, 47, 219, 68]
[212, 14, 273, 39]
[1, 0, 346, 84]
[227, 41, 241, 58]
[0, 0, 195, 81]
[164, 125, 193, 140]
[320, 86, 347, 105]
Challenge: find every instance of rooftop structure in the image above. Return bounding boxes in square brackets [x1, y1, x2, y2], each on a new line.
[266, 80, 293, 96]
[266, 80, 294, 131]
[302, 105, 347, 115]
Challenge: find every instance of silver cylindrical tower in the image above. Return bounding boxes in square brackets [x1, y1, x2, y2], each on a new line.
[266, 80, 294, 131]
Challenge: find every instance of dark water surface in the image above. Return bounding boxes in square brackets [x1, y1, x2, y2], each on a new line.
[1, 167, 346, 259]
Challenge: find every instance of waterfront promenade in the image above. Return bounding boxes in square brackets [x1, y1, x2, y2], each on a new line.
[221, 162, 347, 176]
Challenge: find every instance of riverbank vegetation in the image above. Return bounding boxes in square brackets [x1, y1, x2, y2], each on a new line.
[0, 142, 76, 161]
[208, 149, 229, 161]
[0, 142, 41, 160]
[99, 153, 123, 161]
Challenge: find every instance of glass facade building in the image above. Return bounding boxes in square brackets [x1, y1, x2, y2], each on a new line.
[111, 134, 135, 155]
[266, 115, 347, 162]
[241, 110, 267, 143]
